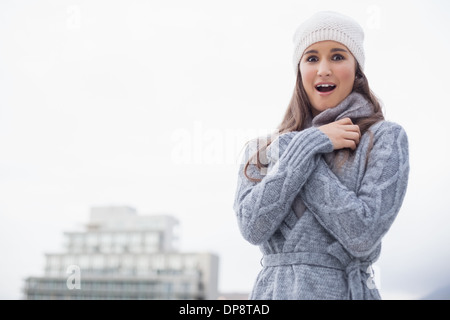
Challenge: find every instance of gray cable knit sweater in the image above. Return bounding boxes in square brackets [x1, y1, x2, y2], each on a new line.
[233, 92, 410, 300]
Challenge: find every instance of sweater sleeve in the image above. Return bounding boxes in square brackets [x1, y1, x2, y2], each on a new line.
[233, 127, 334, 245]
[300, 122, 410, 257]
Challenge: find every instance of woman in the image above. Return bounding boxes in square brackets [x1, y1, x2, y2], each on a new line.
[233, 11, 410, 300]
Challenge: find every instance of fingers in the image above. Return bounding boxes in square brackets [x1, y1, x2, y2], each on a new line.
[339, 118, 361, 136]
[336, 118, 361, 135]
[319, 118, 362, 151]
[344, 139, 357, 151]
[339, 121, 360, 151]
[344, 131, 360, 145]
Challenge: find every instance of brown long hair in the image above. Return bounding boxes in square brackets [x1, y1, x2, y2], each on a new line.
[244, 64, 384, 182]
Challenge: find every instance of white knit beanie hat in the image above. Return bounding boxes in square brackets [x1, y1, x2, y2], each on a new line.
[292, 11, 365, 74]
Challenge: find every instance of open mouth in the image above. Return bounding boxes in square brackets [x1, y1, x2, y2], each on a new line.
[315, 84, 336, 93]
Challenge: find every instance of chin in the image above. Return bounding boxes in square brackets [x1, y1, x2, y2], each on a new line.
[318, 105, 334, 112]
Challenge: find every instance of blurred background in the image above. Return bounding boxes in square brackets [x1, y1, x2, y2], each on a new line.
[1, 0, 449, 300]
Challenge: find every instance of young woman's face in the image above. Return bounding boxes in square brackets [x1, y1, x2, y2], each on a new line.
[299, 40, 356, 116]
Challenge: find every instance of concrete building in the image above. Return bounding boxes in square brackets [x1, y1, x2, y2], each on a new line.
[23, 206, 219, 300]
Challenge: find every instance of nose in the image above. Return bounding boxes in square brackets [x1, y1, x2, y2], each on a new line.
[317, 60, 332, 77]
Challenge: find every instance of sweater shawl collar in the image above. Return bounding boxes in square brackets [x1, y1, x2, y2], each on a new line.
[310, 92, 374, 127]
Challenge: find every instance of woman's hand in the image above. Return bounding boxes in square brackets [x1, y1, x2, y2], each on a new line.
[319, 118, 361, 151]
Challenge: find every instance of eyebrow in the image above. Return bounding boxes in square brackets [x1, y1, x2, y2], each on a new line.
[304, 48, 349, 55]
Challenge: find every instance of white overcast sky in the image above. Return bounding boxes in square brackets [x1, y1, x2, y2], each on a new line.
[1, 0, 450, 300]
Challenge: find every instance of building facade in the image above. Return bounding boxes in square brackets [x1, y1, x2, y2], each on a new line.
[23, 206, 219, 300]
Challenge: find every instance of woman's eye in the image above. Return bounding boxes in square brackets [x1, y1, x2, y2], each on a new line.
[332, 54, 344, 61]
[307, 56, 318, 62]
